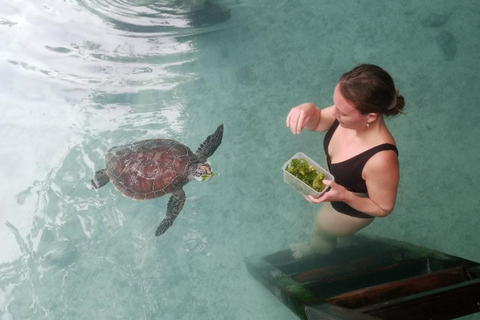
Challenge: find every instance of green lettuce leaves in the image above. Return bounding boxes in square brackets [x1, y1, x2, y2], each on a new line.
[286, 158, 326, 192]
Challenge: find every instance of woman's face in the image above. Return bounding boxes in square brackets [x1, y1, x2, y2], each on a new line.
[332, 84, 369, 129]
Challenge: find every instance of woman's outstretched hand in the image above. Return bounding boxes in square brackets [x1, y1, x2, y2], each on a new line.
[304, 180, 348, 204]
[286, 103, 317, 134]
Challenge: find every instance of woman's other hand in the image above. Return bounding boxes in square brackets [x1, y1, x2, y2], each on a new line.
[286, 103, 318, 134]
[304, 180, 348, 204]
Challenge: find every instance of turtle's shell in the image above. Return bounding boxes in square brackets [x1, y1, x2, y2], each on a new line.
[105, 139, 195, 200]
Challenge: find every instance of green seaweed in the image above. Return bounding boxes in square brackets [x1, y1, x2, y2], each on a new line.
[286, 158, 326, 192]
[201, 172, 217, 182]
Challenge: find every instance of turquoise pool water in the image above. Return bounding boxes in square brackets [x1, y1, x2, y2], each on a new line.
[1, 1, 480, 319]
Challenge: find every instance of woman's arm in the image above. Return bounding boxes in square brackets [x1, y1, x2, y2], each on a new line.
[306, 150, 399, 217]
[286, 104, 336, 134]
[359, 150, 399, 216]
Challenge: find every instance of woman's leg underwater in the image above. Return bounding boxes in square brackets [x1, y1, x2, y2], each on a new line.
[311, 203, 374, 254]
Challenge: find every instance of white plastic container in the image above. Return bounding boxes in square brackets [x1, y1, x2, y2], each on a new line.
[282, 152, 334, 197]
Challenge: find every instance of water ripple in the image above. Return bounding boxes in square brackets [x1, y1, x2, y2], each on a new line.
[2, 0, 231, 94]
[75, 0, 231, 32]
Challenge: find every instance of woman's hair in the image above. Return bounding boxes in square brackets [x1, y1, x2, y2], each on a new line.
[338, 64, 405, 116]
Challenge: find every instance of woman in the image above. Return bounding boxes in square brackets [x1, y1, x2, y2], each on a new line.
[286, 64, 405, 257]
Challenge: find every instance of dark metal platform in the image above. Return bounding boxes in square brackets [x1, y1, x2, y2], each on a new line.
[245, 235, 480, 320]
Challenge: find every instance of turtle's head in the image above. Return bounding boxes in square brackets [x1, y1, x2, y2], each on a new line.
[193, 163, 217, 182]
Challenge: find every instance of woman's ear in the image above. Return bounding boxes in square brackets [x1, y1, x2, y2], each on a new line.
[367, 113, 378, 123]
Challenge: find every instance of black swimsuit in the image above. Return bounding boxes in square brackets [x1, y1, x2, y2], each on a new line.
[323, 120, 398, 219]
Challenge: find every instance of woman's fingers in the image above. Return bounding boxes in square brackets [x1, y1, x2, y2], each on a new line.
[307, 194, 324, 203]
[296, 112, 310, 134]
[304, 181, 335, 204]
[287, 109, 300, 134]
[287, 108, 310, 134]
[322, 179, 333, 187]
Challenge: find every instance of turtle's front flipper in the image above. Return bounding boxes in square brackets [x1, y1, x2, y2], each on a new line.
[195, 124, 224, 163]
[91, 169, 109, 189]
[155, 189, 186, 236]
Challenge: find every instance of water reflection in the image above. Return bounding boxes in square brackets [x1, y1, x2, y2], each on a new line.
[1, 0, 229, 264]
[76, 0, 231, 31]
[2, 0, 230, 94]
[7, 36, 198, 92]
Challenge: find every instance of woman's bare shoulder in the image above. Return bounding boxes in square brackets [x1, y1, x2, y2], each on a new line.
[363, 148, 399, 179]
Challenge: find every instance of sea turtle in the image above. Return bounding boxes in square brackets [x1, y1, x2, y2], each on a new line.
[91, 124, 224, 236]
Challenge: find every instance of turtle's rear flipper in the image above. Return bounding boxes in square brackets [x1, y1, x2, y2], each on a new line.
[91, 169, 109, 189]
[155, 189, 186, 236]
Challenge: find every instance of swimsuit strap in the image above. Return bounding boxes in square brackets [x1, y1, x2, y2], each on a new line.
[323, 119, 340, 163]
